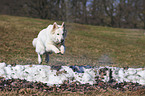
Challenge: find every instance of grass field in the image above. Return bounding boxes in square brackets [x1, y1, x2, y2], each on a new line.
[0, 15, 145, 95]
[0, 15, 145, 67]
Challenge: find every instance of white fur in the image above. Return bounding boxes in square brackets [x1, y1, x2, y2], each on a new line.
[32, 22, 67, 64]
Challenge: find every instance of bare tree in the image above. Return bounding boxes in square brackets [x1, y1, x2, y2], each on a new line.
[0, 0, 26, 16]
[137, 0, 145, 29]
[81, 0, 88, 23]
[25, 0, 54, 19]
[0, 0, 145, 29]
[103, 0, 117, 27]
[88, 0, 106, 25]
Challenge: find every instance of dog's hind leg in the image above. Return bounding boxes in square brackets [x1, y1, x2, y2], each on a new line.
[38, 53, 42, 64]
[45, 52, 49, 63]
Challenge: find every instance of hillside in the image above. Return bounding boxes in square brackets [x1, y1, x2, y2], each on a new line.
[0, 15, 145, 67]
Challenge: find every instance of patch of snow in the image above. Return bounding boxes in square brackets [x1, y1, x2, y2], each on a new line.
[0, 62, 145, 85]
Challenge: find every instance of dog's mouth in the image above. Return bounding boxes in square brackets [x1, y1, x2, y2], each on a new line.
[56, 41, 61, 45]
[56, 42, 63, 45]
[56, 39, 64, 45]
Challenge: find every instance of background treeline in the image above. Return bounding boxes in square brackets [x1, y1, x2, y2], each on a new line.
[0, 0, 145, 29]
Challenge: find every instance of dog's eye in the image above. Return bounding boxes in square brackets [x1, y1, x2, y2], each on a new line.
[57, 33, 59, 35]
[62, 33, 64, 35]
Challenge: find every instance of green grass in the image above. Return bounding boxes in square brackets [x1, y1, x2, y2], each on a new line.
[0, 15, 145, 67]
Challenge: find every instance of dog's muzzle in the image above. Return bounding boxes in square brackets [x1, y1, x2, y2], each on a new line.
[61, 39, 64, 43]
[56, 39, 64, 45]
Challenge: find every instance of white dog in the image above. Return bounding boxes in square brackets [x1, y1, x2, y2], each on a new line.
[32, 22, 67, 64]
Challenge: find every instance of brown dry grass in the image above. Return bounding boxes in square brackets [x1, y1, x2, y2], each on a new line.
[1, 15, 145, 67]
[0, 87, 145, 96]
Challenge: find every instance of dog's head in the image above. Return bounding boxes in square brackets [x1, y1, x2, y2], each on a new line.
[51, 22, 67, 44]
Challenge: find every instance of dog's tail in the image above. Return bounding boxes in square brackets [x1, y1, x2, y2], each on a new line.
[32, 38, 38, 47]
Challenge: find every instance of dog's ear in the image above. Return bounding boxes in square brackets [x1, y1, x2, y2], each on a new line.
[61, 22, 65, 28]
[53, 22, 58, 30]
[52, 22, 58, 34]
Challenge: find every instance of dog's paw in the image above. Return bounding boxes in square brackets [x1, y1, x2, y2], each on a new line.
[60, 50, 65, 55]
[55, 50, 61, 54]
[60, 45, 65, 55]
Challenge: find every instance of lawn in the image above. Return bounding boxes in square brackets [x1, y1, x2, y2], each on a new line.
[0, 15, 145, 67]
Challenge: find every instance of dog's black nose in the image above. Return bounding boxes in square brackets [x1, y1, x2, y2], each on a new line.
[61, 39, 64, 43]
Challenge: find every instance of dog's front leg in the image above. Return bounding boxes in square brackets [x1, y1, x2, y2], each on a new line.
[46, 44, 60, 54]
[60, 44, 65, 55]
